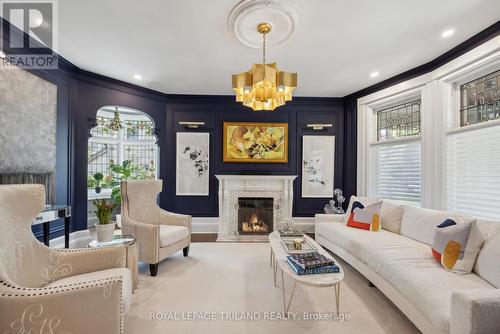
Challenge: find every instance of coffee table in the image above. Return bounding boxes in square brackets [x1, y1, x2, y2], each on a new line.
[89, 235, 138, 291]
[268, 231, 344, 314]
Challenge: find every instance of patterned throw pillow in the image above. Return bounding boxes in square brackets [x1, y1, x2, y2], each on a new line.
[431, 219, 485, 273]
[346, 201, 382, 231]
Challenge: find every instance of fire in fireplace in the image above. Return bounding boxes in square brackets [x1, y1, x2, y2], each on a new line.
[238, 197, 273, 235]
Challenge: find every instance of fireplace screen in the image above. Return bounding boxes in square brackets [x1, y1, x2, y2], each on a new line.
[238, 197, 273, 235]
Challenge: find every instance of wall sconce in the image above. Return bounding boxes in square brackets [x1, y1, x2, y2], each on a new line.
[307, 123, 333, 130]
[179, 121, 205, 129]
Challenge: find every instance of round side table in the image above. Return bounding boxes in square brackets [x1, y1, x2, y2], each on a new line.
[89, 235, 138, 291]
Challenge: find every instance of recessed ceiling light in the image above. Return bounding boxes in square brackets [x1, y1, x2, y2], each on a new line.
[370, 71, 380, 78]
[0, 51, 6, 58]
[441, 29, 455, 38]
[133, 74, 142, 80]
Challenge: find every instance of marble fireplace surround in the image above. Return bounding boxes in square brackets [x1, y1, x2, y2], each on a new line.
[216, 175, 297, 241]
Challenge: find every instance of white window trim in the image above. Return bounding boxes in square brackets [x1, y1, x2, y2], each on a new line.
[357, 35, 500, 210]
[357, 86, 424, 200]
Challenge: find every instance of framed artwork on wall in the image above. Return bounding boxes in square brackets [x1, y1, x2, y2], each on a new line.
[176, 132, 210, 196]
[223, 122, 288, 163]
[302, 135, 335, 198]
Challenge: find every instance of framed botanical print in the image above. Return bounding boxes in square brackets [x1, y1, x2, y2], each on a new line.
[302, 135, 335, 198]
[176, 132, 210, 196]
[223, 122, 288, 163]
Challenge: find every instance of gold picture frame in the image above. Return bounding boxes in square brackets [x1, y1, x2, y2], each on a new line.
[223, 122, 288, 163]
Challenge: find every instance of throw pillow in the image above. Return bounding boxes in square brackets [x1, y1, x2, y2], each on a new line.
[343, 196, 379, 223]
[346, 200, 382, 231]
[431, 219, 485, 274]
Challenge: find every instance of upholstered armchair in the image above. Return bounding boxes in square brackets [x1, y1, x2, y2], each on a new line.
[0, 184, 132, 334]
[121, 179, 191, 276]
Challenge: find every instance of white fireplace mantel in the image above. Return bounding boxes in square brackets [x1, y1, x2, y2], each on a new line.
[215, 175, 297, 241]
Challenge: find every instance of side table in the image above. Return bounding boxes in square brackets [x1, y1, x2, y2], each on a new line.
[89, 235, 138, 291]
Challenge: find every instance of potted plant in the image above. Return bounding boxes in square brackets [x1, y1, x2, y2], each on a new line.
[93, 172, 104, 193]
[93, 198, 117, 241]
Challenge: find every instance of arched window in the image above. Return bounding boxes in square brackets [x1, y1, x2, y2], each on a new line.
[87, 106, 158, 224]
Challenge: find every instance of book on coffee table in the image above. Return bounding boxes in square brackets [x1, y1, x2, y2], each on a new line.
[288, 252, 335, 270]
[286, 257, 339, 275]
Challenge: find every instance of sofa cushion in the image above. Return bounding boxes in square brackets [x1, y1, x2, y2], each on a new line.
[381, 200, 405, 234]
[347, 201, 382, 231]
[474, 221, 500, 288]
[432, 220, 484, 273]
[316, 222, 493, 332]
[343, 196, 379, 223]
[159, 225, 189, 248]
[46, 267, 132, 312]
[400, 206, 474, 246]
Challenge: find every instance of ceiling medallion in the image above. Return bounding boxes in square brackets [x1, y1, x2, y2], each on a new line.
[228, 0, 299, 48]
[232, 22, 297, 111]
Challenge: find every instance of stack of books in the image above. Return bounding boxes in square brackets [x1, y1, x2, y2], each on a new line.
[286, 252, 340, 275]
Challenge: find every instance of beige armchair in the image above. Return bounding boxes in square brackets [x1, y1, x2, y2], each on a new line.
[121, 179, 191, 276]
[0, 184, 132, 334]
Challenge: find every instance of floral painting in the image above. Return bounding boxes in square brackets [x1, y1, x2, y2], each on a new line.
[223, 122, 288, 162]
[176, 133, 210, 196]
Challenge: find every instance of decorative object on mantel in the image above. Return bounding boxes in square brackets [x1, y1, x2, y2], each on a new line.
[302, 136, 335, 198]
[179, 121, 205, 129]
[176, 132, 210, 196]
[231, 22, 297, 111]
[93, 198, 116, 241]
[307, 124, 333, 130]
[223, 122, 288, 162]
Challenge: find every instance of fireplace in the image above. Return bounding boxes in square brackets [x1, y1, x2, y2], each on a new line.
[238, 197, 273, 235]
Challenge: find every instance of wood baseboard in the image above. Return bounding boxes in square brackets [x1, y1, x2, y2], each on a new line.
[191, 233, 218, 242]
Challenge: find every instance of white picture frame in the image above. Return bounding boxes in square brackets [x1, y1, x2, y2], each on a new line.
[301, 135, 335, 198]
[176, 132, 210, 196]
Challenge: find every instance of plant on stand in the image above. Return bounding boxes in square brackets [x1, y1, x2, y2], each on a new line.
[94, 199, 117, 241]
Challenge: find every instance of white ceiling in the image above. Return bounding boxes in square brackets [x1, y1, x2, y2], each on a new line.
[58, 0, 500, 97]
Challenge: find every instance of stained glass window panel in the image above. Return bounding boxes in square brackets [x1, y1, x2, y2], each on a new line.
[460, 69, 500, 126]
[377, 99, 421, 141]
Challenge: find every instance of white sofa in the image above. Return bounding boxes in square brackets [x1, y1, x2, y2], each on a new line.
[315, 197, 500, 334]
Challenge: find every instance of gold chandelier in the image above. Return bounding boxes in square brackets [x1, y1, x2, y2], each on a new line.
[232, 23, 297, 111]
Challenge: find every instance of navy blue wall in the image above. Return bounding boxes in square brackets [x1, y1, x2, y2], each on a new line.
[165, 95, 344, 217]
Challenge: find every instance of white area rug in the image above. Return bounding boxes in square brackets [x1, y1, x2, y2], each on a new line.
[126, 243, 419, 334]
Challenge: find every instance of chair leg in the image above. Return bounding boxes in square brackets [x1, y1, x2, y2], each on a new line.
[183, 246, 190, 257]
[150, 263, 159, 277]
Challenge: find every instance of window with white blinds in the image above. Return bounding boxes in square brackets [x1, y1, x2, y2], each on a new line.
[446, 124, 500, 220]
[368, 139, 421, 205]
